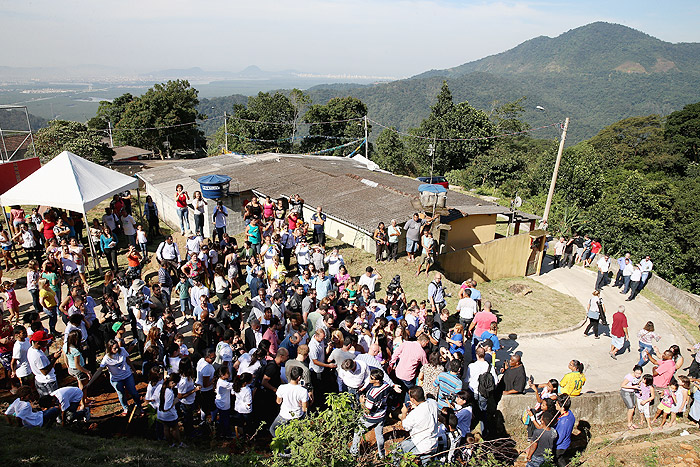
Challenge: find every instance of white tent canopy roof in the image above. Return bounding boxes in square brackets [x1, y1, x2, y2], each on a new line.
[0, 150, 138, 213]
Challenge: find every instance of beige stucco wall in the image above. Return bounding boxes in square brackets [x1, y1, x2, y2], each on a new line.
[300, 205, 376, 254]
[439, 233, 533, 283]
[445, 214, 497, 251]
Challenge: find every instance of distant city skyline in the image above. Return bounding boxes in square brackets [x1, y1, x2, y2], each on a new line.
[2, 0, 699, 78]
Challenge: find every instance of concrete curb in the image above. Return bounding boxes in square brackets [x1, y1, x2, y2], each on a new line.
[515, 318, 588, 340]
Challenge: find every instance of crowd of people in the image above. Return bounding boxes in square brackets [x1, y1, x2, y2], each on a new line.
[551, 235, 654, 301]
[1, 192, 699, 466]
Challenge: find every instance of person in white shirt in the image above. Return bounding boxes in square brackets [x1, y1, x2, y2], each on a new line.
[620, 258, 634, 294]
[338, 358, 370, 396]
[212, 200, 229, 244]
[466, 347, 498, 434]
[398, 386, 439, 456]
[158, 375, 184, 446]
[196, 350, 217, 421]
[595, 254, 611, 291]
[325, 248, 345, 276]
[295, 240, 311, 274]
[48, 386, 88, 425]
[627, 265, 643, 301]
[358, 266, 382, 299]
[186, 232, 202, 255]
[269, 365, 309, 436]
[5, 386, 59, 428]
[554, 237, 566, 268]
[10, 325, 32, 384]
[456, 289, 478, 331]
[121, 212, 137, 247]
[639, 255, 653, 285]
[27, 330, 60, 396]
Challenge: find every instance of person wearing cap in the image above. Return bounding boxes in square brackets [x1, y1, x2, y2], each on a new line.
[185, 231, 202, 255]
[27, 330, 61, 396]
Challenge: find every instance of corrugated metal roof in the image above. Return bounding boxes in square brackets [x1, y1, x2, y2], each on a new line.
[138, 153, 521, 231]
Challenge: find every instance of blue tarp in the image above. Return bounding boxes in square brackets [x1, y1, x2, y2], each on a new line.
[418, 183, 447, 193]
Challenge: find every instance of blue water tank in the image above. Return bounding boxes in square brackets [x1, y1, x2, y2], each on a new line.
[197, 174, 231, 199]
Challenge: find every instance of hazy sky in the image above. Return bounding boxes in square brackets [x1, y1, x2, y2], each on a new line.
[2, 0, 699, 77]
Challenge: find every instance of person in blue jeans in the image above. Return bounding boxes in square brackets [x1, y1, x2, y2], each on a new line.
[94, 340, 142, 415]
[526, 411, 558, 467]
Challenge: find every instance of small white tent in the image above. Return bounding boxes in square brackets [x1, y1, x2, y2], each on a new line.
[0, 150, 139, 270]
[0, 150, 138, 212]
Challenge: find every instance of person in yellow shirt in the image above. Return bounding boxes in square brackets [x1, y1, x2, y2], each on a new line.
[266, 256, 286, 283]
[37, 278, 58, 336]
[559, 359, 586, 396]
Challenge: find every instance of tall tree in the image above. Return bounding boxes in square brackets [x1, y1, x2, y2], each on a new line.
[114, 80, 204, 154]
[33, 120, 114, 164]
[301, 97, 369, 155]
[664, 101, 700, 163]
[406, 81, 495, 175]
[372, 128, 410, 174]
[209, 91, 294, 155]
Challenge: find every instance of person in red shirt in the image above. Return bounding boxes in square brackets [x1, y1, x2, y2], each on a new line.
[468, 301, 497, 343]
[40, 214, 57, 241]
[610, 305, 629, 359]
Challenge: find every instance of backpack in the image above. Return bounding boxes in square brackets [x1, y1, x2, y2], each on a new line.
[477, 363, 495, 398]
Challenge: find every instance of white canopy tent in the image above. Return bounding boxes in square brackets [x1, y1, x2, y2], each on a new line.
[0, 150, 139, 271]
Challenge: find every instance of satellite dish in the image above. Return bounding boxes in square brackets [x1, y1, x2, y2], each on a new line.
[513, 196, 522, 208]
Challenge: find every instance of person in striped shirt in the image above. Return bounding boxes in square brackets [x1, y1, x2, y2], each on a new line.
[350, 369, 393, 458]
[433, 359, 463, 409]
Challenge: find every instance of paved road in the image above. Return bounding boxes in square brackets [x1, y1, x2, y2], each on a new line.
[499, 266, 694, 393]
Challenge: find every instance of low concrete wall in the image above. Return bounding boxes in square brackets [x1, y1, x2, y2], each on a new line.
[439, 233, 532, 283]
[645, 275, 700, 323]
[609, 261, 700, 325]
[499, 391, 625, 429]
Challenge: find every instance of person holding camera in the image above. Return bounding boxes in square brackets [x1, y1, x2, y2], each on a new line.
[398, 386, 440, 458]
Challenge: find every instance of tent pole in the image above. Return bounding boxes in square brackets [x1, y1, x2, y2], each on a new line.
[136, 187, 143, 223]
[83, 212, 102, 276]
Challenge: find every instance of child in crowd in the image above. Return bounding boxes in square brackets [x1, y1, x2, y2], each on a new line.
[2, 280, 20, 326]
[636, 374, 655, 431]
[136, 224, 148, 260]
[669, 375, 690, 427]
[175, 275, 192, 321]
[126, 245, 142, 277]
[232, 372, 253, 436]
[165, 343, 182, 377]
[528, 379, 559, 411]
[10, 325, 31, 386]
[447, 323, 465, 356]
[144, 366, 164, 439]
[214, 366, 234, 439]
[174, 333, 189, 357]
[64, 329, 91, 406]
[652, 378, 679, 428]
[157, 375, 184, 447]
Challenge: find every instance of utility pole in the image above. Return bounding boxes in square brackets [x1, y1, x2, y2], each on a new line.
[542, 117, 570, 226]
[107, 121, 114, 148]
[224, 111, 228, 153]
[428, 138, 436, 181]
[364, 115, 368, 159]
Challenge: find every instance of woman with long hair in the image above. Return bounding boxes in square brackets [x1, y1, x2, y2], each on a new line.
[65, 329, 91, 405]
[158, 374, 184, 446]
[175, 184, 191, 235]
[373, 222, 389, 263]
[192, 191, 206, 237]
[100, 225, 119, 272]
[144, 195, 161, 239]
[637, 321, 661, 366]
[98, 339, 142, 415]
[177, 358, 200, 438]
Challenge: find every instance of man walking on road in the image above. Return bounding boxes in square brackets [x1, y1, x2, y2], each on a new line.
[594, 254, 611, 291]
[610, 305, 629, 359]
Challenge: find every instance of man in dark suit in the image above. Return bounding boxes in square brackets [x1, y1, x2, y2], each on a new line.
[245, 319, 263, 351]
